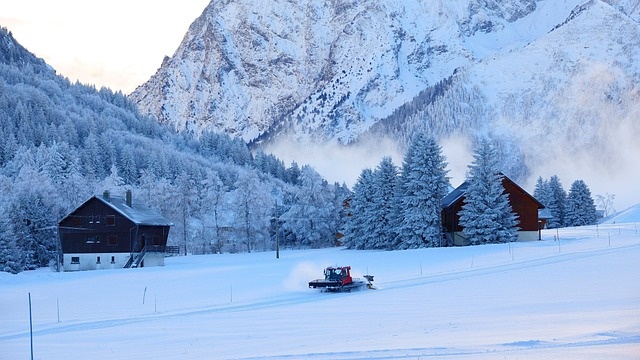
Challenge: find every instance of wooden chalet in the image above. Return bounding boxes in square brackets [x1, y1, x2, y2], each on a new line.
[441, 174, 546, 246]
[58, 190, 174, 271]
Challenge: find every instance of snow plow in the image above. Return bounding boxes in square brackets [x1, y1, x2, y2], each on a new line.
[308, 266, 375, 292]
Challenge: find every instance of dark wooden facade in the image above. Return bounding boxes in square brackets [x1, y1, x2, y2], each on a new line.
[58, 191, 172, 270]
[441, 174, 545, 244]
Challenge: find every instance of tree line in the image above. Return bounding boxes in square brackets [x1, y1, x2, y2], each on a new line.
[534, 175, 599, 228]
[343, 136, 520, 250]
[0, 28, 346, 273]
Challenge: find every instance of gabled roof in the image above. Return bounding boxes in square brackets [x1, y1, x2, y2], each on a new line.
[441, 181, 469, 208]
[441, 173, 545, 210]
[60, 194, 173, 227]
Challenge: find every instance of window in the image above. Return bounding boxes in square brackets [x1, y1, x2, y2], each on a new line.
[96, 256, 101, 264]
[107, 235, 118, 246]
[86, 235, 99, 244]
[71, 257, 80, 264]
[106, 215, 116, 226]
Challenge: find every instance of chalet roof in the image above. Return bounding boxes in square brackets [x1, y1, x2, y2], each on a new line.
[59, 194, 173, 227]
[441, 181, 469, 208]
[95, 195, 174, 226]
[441, 173, 545, 210]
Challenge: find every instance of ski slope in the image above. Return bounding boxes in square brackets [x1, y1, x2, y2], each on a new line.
[1, 223, 639, 359]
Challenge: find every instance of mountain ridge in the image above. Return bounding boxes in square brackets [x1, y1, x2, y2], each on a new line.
[129, 0, 640, 209]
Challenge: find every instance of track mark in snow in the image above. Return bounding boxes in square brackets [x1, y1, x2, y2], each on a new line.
[374, 242, 640, 292]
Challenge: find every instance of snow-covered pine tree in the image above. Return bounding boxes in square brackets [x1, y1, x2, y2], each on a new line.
[343, 168, 376, 249]
[232, 169, 273, 252]
[565, 179, 597, 226]
[546, 175, 567, 228]
[458, 139, 519, 245]
[533, 176, 551, 207]
[282, 166, 336, 249]
[0, 211, 24, 274]
[370, 157, 399, 250]
[395, 134, 450, 249]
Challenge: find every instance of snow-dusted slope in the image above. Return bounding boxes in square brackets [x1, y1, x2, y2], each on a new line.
[131, 0, 597, 143]
[602, 203, 640, 224]
[457, 0, 640, 180]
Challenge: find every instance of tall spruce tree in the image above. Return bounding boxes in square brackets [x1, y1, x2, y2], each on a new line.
[370, 157, 399, 249]
[343, 168, 376, 249]
[459, 140, 519, 245]
[533, 176, 551, 207]
[546, 175, 567, 228]
[395, 134, 450, 248]
[565, 179, 597, 226]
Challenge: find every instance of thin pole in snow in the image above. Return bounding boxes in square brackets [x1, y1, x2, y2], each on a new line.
[57, 297, 60, 323]
[142, 286, 147, 305]
[29, 293, 34, 360]
[230, 284, 233, 303]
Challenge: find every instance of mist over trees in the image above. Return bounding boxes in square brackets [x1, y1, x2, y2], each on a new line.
[0, 28, 344, 273]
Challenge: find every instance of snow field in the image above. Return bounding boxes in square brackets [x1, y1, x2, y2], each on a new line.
[1, 222, 639, 359]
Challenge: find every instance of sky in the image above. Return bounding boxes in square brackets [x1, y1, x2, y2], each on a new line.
[0, 0, 210, 94]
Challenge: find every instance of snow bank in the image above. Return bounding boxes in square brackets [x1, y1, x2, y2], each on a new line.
[602, 203, 640, 224]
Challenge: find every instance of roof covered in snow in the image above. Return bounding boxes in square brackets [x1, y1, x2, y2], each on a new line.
[93, 194, 173, 226]
[56, 194, 173, 226]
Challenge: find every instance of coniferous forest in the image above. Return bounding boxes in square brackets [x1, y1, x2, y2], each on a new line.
[0, 28, 600, 273]
[0, 28, 349, 273]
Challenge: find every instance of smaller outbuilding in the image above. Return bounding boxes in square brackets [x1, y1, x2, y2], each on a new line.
[441, 173, 546, 246]
[58, 190, 174, 271]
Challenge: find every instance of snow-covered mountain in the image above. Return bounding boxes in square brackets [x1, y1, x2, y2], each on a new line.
[131, 0, 638, 140]
[131, 0, 640, 203]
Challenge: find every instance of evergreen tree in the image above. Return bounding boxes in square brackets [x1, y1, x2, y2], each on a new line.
[565, 179, 597, 226]
[546, 175, 567, 228]
[0, 209, 23, 273]
[369, 157, 399, 249]
[282, 166, 336, 249]
[395, 134, 450, 249]
[533, 176, 551, 207]
[232, 169, 272, 252]
[459, 140, 519, 245]
[343, 168, 376, 250]
[286, 161, 301, 185]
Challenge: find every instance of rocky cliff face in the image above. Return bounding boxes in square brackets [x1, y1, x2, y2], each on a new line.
[130, 0, 640, 190]
[129, 0, 552, 142]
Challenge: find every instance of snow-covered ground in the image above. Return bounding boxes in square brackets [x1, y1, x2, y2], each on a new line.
[2, 215, 639, 359]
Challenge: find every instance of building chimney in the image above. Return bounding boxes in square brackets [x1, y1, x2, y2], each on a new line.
[126, 189, 132, 207]
[103, 190, 110, 201]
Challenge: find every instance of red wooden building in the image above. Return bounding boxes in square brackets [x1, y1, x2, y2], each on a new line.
[58, 190, 174, 271]
[441, 174, 546, 246]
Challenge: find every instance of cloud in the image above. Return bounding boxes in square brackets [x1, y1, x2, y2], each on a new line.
[265, 135, 403, 188]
